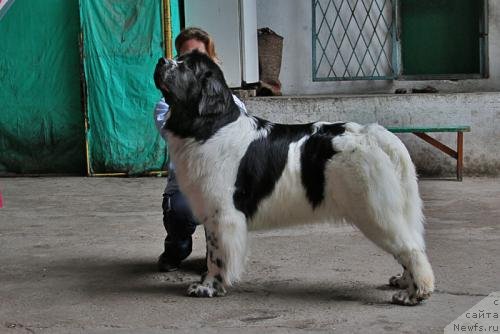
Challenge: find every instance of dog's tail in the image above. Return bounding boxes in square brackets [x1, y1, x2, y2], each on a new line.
[364, 124, 425, 247]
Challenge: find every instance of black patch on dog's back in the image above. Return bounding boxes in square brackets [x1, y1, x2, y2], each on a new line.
[234, 121, 346, 218]
[233, 120, 313, 219]
[300, 123, 345, 208]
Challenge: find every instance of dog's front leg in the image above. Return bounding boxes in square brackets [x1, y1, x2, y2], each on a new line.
[187, 224, 227, 297]
[187, 211, 247, 298]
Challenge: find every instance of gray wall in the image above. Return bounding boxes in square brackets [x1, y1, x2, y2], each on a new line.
[256, 0, 500, 95]
[244, 93, 500, 177]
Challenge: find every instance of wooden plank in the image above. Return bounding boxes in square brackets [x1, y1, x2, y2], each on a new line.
[387, 126, 470, 133]
[386, 126, 469, 181]
[457, 132, 464, 181]
[413, 132, 458, 159]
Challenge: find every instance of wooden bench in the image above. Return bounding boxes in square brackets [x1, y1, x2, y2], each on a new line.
[386, 126, 471, 181]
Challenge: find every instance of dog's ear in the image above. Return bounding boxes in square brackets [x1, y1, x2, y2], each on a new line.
[198, 70, 227, 116]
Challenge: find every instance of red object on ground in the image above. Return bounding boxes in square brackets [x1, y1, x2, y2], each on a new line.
[0, 191, 3, 208]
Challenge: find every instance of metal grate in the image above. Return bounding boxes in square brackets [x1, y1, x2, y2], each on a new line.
[312, 0, 395, 81]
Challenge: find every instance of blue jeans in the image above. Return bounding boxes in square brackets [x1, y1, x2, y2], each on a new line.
[161, 184, 198, 264]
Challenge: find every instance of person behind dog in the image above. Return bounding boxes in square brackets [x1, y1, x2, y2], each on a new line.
[154, 27, 247, 271]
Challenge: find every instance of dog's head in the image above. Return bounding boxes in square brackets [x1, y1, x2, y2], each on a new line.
[154, 50, 232, 117]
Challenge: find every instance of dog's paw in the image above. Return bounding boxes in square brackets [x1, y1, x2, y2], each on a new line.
[391, 287, 431, 306]
[392, 290, 419, 306]
[187, 283, 215, 297]
[389, 273, 410, 289]
[187, 281, 226, 298]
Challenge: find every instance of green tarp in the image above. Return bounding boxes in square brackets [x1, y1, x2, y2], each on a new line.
[80, 0, 167, 174]
[0, 0, 177, 175]
[170, 0, 181, 56]
[0, 0, 85, 174]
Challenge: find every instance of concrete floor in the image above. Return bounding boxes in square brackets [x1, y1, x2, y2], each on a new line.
[0, 177, 499, 334]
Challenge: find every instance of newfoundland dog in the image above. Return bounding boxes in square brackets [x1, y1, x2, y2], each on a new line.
[153, 51, 434, 305]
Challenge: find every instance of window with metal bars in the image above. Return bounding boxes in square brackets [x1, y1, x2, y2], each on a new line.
[312, 0, 488, 81]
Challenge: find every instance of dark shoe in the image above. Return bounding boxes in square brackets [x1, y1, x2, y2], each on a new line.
[412, 86, 438, 94]
[158, 252, 181, 272]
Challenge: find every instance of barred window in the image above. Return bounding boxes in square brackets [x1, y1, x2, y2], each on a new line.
[312, 0, 488, 81]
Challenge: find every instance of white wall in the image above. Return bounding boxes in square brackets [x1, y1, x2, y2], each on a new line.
[256, 0, 500, 95]
[185, 0, 259, 87]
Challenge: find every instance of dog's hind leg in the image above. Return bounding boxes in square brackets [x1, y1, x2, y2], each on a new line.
[338, 137, 434, 304]
[390, 247, 434, 305]
[187, 210, 247, 297]
[354, 213, 434, 306]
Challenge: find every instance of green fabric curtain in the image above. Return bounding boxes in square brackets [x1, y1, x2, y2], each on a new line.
[0, 0, 85, 174]
[170, 0, 181, 56]
[0, 0, 174, 175]
[80, 0, 167, 175]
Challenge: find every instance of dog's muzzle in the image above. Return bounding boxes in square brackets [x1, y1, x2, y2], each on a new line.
[154, 57, 177, 91]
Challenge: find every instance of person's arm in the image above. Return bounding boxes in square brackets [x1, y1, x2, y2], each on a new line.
[232, 94, 247, 114]
[154, 98, 176, 172]
[154, 98, 170, 141]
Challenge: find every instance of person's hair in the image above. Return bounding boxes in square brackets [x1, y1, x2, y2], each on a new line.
[175, 27, 219, 62]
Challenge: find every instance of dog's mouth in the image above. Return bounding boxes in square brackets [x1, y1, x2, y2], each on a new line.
[154, 57, 178, 94]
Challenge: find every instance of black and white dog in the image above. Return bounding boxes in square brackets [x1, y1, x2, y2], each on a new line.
[154, 51, 434, 306]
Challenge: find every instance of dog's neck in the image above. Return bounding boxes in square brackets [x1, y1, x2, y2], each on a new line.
[165, 97, 241, 142]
